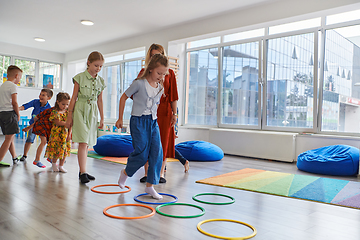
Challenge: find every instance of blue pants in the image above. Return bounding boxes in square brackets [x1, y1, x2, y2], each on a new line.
[125, 115, 163, 185]
[25, 128, 36, 143]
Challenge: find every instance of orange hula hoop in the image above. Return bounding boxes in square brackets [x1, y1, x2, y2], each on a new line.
[103, 204, 155, 219]
[91, 184, 131, 194]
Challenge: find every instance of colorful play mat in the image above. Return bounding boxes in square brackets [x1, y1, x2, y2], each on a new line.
[196, 168, 360, 209]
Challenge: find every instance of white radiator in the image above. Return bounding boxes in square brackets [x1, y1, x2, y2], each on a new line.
[209, 128, 296, 162]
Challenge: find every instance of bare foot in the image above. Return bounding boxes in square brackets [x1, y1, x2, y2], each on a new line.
[184, 160, 190, 172]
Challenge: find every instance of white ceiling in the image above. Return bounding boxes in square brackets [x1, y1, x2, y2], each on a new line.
[0, 0, 276, 54]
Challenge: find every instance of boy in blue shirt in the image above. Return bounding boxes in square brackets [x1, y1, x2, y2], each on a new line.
[0, 65, 22, 167]
[19, 88, 53, 167]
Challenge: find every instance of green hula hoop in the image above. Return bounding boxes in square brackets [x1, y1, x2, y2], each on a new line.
[156, 203, 205, 218]
[192, 193, 235, 205]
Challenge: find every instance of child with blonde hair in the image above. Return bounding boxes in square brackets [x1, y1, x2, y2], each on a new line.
[0, 65, 22, 166]
[116, 54, 168, 199]
[66, 51, 106, 183]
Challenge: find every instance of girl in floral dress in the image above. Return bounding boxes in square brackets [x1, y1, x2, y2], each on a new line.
[45, 92, 71, 172]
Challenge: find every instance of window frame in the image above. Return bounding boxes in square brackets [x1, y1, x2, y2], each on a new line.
[101, 56, 144, 122]
[0, 54, 62, 90]
[261, 28, 320, 133]
[317, 19, 360, 136]
[184, 47, 220, 127]
[218, 38, 263, 130]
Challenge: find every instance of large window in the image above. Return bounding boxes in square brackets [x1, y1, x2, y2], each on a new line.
[122, 60, 142, 120]
[185, 48, 218, 125]
[322, 25, 360, 133]
[103, 65, 120, 119]
[266, 33, 315, 129]
[101, 59, 142, 120]
[0, 54, 62, 89]
[221, 42, 260, 126]
[183, 8, 360, 136]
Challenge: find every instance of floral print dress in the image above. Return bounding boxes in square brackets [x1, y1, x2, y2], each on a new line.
[45, 109, 71, 160]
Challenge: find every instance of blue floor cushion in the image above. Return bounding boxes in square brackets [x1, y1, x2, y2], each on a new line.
[94, 134, 134, 157]
[297, 145, 359, 176]
[175, 141, 224, 161]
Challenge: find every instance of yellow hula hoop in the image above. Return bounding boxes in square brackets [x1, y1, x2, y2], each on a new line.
[197, 219, 257, 240]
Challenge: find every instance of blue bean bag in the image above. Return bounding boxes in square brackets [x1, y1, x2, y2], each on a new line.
[175, 141, 224, 161]
[297, 145, 359, 176]
[93, 134, 134, 157]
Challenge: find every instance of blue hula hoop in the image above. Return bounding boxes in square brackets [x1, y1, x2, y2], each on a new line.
[134, 193, 178, 205]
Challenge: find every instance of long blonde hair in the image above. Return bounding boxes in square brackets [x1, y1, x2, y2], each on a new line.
[87, 51, 104, 69]
[144, 44, 167, 66]
[136, 54, 168, 89]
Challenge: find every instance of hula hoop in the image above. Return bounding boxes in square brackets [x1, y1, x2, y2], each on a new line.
[134, 193, 178, 205]
[91, 184, 131, 194]
[103, 204, 155, 219]
[197, 219, 257, 240]
[156, 203, 205, 218]
[192, 193, 235, 205]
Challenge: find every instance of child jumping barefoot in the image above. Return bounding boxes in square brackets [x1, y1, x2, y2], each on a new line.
[45, 92, 71, 172]
[115, 54, 168, 200]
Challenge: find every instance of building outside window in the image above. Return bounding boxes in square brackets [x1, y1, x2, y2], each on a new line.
[183, 11, 360, 135]
[222, 42, 260, 126]
[266, 33, 315, 129]
[101, 59, 142, 120]
[122, 59, 142, 120]
[322, 25, 360, 133]
[185, 48, 218, 125]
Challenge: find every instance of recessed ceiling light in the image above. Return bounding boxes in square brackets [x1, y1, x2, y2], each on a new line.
[81, 20, 94, 26]
[34, 37, 45, 42]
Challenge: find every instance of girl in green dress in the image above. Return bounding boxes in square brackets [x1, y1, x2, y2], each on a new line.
[66, 51, 106, 183]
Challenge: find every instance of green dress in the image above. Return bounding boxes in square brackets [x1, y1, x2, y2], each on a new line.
[72, 70, 106, 147]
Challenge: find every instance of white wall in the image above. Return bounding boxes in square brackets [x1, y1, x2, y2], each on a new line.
[0, 42, 64, 63]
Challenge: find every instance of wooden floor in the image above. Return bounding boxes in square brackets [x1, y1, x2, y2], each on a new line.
[1, 136, 360, 240]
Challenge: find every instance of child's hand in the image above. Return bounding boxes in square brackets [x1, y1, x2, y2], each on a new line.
[65, 119, 72, 129]
[115, 119, 123, 129]
[23, 126, 31, 132]
[66, 135, 72, 142]
[98, 119, 104, 129]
